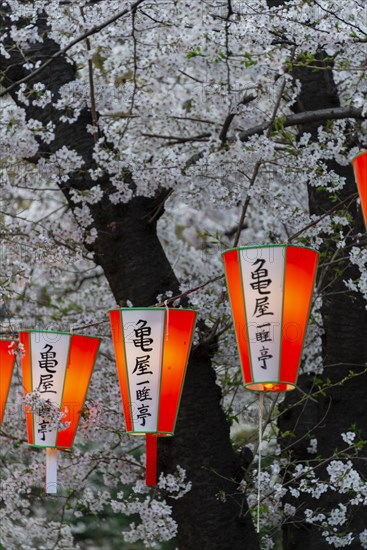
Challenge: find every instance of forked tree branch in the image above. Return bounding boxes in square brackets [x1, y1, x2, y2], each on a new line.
[237, 106, 365, 141]
[0, 0, 147, 97]
[185, 105, 365, 170]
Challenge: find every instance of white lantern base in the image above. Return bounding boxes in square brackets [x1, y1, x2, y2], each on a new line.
[45, 448, 57, 494]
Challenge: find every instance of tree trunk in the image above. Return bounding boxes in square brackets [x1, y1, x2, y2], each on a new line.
[0, 12, 259, 550]
[279, 52, 367, 550]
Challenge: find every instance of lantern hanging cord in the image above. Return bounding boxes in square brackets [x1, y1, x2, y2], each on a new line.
[0, 274, 224, 339]
[257, 392, 264, 534]
[154, 274, 224, 307]
[70, 319, 110, 332]
[164, 300, 169, 341]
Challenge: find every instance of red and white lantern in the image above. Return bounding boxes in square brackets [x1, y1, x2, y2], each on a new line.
[352, 150, 367, 230]
[222, 245, 319, 392]
[19, 330, 100, 493]
[0, 340, 16, 427]
[109, 307, 197, 485]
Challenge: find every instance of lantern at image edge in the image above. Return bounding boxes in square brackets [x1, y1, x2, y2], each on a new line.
[109, 307, 197, 486]
[19, 330, 100, 494]
[222, 245, 318, 392]
[0, 340, 16, 428]
[352, 150, 367, 230]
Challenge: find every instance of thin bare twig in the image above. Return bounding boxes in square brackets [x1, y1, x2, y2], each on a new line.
[288, 192, 359, 242]
[141, 132, 211, 143]
[233, 67, 292, 247]
[80, 6, 99, 144]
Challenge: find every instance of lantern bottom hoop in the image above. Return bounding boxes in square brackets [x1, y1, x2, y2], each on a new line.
[28, 444, 72, 450]
[244, 381, 296, 393]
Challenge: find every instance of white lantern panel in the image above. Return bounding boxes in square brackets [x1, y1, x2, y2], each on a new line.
[121, 309, 165, 433]
[30, 333, 71, 446]
[240, 247, 285, 383]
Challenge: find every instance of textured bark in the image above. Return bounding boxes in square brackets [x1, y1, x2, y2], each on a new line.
[0, 12, 259, 550]
[279, 53, 367, 550]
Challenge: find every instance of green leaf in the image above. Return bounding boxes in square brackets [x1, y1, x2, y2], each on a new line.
[185, 46, 202, 59]
[241, 52, 257, 68]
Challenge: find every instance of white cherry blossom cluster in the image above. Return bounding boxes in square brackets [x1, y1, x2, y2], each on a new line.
[157, 465, 192, 499]
[111, 494, 178, 546]
[344, 246, 367, 305]
[24, 390, 70, 433]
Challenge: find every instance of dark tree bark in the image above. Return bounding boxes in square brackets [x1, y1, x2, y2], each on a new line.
[0, 11, 259, 550]
[279, 52, 367, 550]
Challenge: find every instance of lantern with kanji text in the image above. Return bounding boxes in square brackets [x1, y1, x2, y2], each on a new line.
[352, 150, 367, 230]
[109, 307, 197, 486]
[223, 244, 318, 532]
[19, 330, 100, 493]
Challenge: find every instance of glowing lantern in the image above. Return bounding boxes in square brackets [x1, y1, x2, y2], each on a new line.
[0, 340, 16, 427]
[19, 330, 100, 494]
[352, 150, 367, 230]
[222, 245, 318, 392]
[109, 307, 197, 486]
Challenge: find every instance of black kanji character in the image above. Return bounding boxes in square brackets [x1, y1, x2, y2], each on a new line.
[133, 320, 153, 351]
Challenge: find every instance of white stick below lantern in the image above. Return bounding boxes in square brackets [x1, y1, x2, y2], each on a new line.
[257, 392, 264, 533]
[46, 448, 58, 494]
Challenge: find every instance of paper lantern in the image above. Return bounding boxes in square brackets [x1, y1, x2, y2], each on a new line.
[19, 330, 100, 493]
[0, 340, 16, 427]
[109, 307, 197, 485]
[222, 244, 318, 392]
[352, 150, 367, 230]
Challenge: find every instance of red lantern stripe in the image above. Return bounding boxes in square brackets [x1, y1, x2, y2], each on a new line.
[56, 334, 100, 448]
[222, 249, 253, 385]
[20, 331, 34, 444]
[280, 247, 319, 386]
[158, 309, 197, 434]
[109, 309, 133, 432]
[0, 340, 16, 428]
[146, 433, 158, 486]
[352, 151, 367, 229]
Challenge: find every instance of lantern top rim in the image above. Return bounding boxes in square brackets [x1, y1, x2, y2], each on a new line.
[352, 149, 367, 162]
[19, 329, 100, 339]
[109, 306, 197, 314]
[221, 243, 318, 256]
